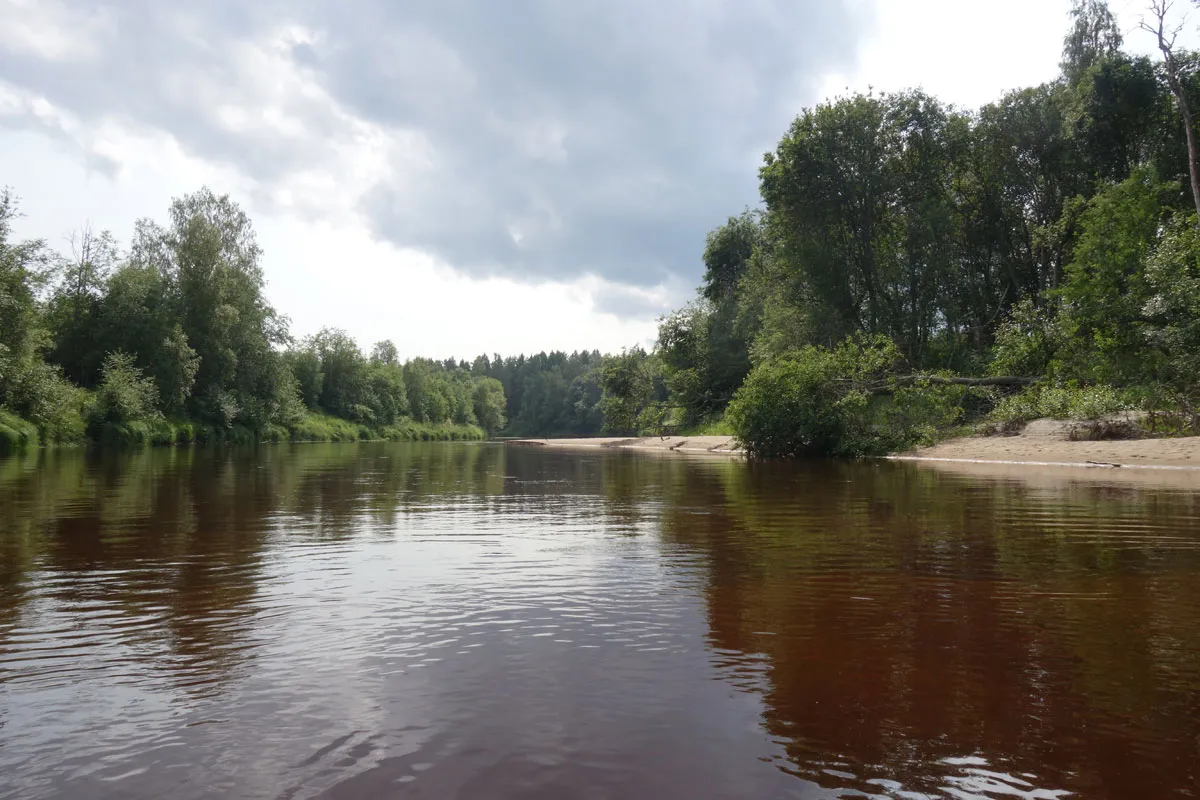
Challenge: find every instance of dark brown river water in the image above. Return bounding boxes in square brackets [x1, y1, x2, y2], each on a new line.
[2, 442, 1199, 799]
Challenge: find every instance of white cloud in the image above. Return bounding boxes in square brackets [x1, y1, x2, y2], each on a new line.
[0, 0, 112, 62]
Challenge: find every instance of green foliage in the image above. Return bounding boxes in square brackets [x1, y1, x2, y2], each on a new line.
[728, 336, 961, 458]
[44, 226, 117, 387]
[989, 298, 1064, 378]
[597, 348, 665, 435]
[286, 348, 324, 409]
[286, 411, 485, 443]
[659, 246, 752, 427]
[477, 351, 605, 437]
[0, 189, 85, 445]
[1061, 0, 1123, 82]
[701, 211, 761, 303]
[991, 383, 1133, 424]
[370, 340, 398, 366]
[154, 324, 200, 413]
[378, 419, 485, 442]
[759, 90, 974, 362]
[472, 377, 507, 435]
[127, 188, 291, 427]
[1052, 170, 1170, 384]
[0, 190, 52, 372]
[0, 356, 89, 444]
[1141, 215, 1200, 388]
[89, 351, 161, 429]
[678, 416, 736, 437]
[288, 412, 370, 442]
[0, 409, 38, 455]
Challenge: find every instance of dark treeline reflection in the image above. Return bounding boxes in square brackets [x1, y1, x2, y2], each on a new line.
[3, 445, 1200, 797]
[0, 443, 509, 695]
[650, 459, 1200, 798]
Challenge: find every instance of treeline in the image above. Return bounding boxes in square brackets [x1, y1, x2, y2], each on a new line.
[0, 189, 507, 453]
[472, 351, 607, 437]
[602, 0, 1200, 456]
[0, 183, 663, 454]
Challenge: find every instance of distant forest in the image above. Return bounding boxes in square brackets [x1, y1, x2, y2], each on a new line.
[4, 0, 1200, 456]
[0, 181, 624, 451]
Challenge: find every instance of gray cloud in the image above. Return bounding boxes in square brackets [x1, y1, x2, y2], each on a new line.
[590, 282, 672, 321]
[0, 0, 867, 298]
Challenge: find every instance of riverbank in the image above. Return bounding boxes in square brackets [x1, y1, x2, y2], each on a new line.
[509, 425, 1200, 470]
[894, 419, 1200, 471]
[507, 435, 742, 455]
[0, 409, 485, 454]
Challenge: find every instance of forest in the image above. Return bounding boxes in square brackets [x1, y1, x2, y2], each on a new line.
[0, 187, 515, 452]
[4, 0, 1200, 458]
[0, 182, 628, 452]
[598, 0, 1200, 456]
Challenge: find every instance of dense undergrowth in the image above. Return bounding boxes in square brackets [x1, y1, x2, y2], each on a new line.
[0, 408, 484, 455]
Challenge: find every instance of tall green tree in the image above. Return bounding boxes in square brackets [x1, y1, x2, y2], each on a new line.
[758, 90, 969, 363]
[1054, 170, 1171, 383]
[128, 188, 292, 427]
[1061, 0, 1123, 83]
[45, 225, 118, 387]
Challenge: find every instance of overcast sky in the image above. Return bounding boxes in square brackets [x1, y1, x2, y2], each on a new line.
[0, 0, 1190, 360]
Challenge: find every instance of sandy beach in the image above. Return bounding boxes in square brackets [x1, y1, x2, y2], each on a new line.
[514, 419, 1200, 476]
[506, 435, 741, 455]
[894, 419, 1200, 470]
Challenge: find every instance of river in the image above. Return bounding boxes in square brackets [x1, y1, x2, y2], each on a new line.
[1, 442, 1198, 798]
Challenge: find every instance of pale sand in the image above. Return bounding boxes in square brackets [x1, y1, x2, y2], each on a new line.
[506, 435, 742, 455]
[897, 418, 1200, 470]
[511, 422, 1200, 486]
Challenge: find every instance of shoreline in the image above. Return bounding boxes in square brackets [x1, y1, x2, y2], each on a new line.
[887, 454, 1200, 471]
[506, 435, 742, 455]
[897, 424, 1200, 471]
[512, 425, 1200, 476]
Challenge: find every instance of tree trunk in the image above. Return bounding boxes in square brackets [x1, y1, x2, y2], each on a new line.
[887, 375, 1038, 387]
[1167, 68, 1200, 221]
[1145, 2, 1200, 222]
[846, 375, 1039, 394]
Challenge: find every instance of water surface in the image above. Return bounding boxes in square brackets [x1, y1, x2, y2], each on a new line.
[2, 442, 1198, 798]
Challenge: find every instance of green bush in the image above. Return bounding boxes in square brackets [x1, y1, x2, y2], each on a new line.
[173, 421, 196, 444]
[261, 424, 290, 443]
[991, 382, 1133, 425]
[0, 357, 90, 445]
[1142, 215, 1200, 390]
[288, 412, 367, 442]
[728, 336, 961, 458]
[284, 412, 486, 443]
[989, 298, 1063, 379]
[380, 419, 485, 441]
[678, 417, 736, 436]
[89, 352, 161, 428]
[0, 409, 38, 455]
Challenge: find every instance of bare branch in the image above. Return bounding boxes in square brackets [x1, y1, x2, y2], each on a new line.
[1142, 0, 1200, 223]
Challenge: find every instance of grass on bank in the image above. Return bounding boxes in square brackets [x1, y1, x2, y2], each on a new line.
[0, 408, 486, 452]
[290, 412, 485, 443]
[676, 417, 736, 437]
[0, 410, 39, 456]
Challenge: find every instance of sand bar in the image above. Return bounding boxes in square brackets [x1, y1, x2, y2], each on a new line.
[896, 424, 1200, 470]
[506, 435, 742, 455]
